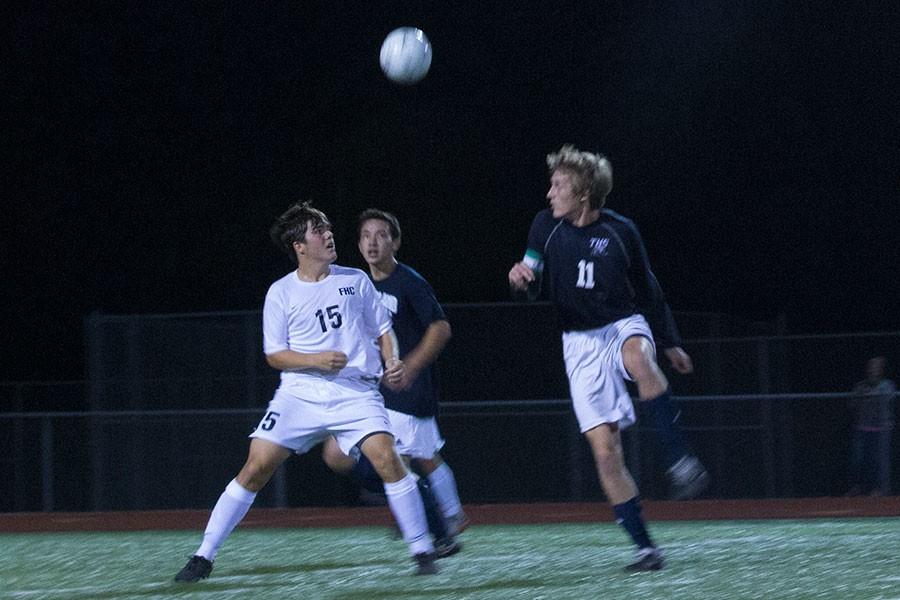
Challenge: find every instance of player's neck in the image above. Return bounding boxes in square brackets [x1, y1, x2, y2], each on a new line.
[569, 207, 600, 228]
[296, 261, 330, 282]
[369, 257, 398, 281]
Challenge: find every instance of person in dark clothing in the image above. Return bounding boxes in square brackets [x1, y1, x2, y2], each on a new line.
[847, 356, 895, 496]
[508, 145, 708, 572]
[323, 209, 466, 556]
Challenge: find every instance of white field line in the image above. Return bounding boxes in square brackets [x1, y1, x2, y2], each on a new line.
[5, 579, 265, 599]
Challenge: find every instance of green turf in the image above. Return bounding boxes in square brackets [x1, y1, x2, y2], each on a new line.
[2, 519, 899, 599]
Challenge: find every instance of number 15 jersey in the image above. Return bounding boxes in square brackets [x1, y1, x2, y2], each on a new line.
[263, 265, 393, 399]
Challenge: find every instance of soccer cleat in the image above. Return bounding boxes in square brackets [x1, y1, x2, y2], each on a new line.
[625, 547, 664, 572]
[445, 511, 470, 537]
[413, 551, 439, 575]
[667, 455, 710, 500]
[174, 555, 213, 582]
[434, 536, 462, 559]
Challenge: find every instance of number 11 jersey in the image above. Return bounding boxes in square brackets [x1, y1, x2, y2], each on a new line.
[524, 208, 682, 348]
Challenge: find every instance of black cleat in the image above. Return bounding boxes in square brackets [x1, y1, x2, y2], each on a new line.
[413, 551, 439, 575]
[174, 555, 213, 582]
[668, 455, 710, 500]
[625, 547, 664, 572]
[434, 536, 462, 559]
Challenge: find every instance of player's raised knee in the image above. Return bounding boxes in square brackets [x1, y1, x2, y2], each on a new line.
[360, 434, 406, 481]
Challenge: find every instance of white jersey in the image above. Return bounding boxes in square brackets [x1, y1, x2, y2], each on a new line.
[263, 265, 393, 401]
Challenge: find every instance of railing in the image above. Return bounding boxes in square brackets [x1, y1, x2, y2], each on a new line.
[3, 393, 894, 512]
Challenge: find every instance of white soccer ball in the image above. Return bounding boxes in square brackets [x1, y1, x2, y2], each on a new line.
[379, 27, 432, 85]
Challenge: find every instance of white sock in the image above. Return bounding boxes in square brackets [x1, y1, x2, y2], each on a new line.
[428, 463, 463, 518]
[196, 479, 257, 561]
[384, 474, 434, 555]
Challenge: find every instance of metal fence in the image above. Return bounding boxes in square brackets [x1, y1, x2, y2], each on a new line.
[2, 305, 898, 512]
[79, 306, 900, 404]
[2, 392, 895, 512]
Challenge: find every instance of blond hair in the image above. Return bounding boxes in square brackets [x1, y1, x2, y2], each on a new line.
[546, 145, 613, 209]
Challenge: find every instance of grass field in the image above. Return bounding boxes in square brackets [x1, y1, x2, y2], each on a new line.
[3, 519, 899, 599]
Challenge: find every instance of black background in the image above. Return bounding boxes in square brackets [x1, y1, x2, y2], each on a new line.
[4, 1, 900, 382]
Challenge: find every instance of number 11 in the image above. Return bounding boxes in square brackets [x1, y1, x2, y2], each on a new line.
[576, 259, 595, 289]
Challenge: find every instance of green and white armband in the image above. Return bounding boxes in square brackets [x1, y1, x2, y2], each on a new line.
[523, 248, 544, 272]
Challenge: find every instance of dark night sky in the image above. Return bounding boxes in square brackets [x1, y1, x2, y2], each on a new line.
[4, 2, 900, 381]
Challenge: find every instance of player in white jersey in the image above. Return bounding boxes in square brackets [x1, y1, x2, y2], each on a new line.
[174, 202, 438, 582]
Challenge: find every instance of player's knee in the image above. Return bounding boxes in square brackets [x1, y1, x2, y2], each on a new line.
[409, 456, 439, 476]
[587, 432, 622, 472]
[592, 443, 616, 467]
[595, 448, 627, 482]
[624, 342, 662, 383]
[370, 453, 406, 482]
[624, 352, 654, 379]
[239, 439, 289, 490]
[360, 440, 406, 482]
[236, 459, 276, 492]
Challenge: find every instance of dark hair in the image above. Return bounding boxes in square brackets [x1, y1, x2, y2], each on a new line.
[357, 208, 401, 240]
[270, 201, 330, 264]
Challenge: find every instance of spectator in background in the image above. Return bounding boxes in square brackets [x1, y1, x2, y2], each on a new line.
[847, 356, 895, 496]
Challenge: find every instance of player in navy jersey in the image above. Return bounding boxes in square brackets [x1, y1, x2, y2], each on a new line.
[322, 209, 466, 554]
[508, 145, 708, 571]
[174, 202, 438, 582]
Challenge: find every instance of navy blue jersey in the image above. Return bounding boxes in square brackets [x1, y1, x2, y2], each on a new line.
[524, 208, 682, 347]
[372, 262, 447, 417]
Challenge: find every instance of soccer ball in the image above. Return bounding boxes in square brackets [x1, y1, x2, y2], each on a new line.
[379, 27, 432, 85]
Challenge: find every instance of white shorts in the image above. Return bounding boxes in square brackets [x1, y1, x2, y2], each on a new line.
[385, 408, 445, 459]
[562, 314, 654, 433]
[249, 388, 393, 456]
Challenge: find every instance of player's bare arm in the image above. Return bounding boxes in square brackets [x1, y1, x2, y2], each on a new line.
[378, 329, 406, 389]
[398, 320, 451, 390]
[265, 349, 348, 373]
[663, 347, 693, 375]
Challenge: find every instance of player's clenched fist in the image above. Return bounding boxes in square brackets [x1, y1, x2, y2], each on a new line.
[508, 261, 535, 290]
[382, 358, 406, 390]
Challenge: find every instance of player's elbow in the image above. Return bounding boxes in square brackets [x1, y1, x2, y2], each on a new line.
[437, 319, 452, 341]
[428, 320, 452, 346]
[265, 352, 285, 370]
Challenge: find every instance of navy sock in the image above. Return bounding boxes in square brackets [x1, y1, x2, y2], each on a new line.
[417, 477, 448, 540]
[613, 497, 654, 549]
[648, 389, 689, 469]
